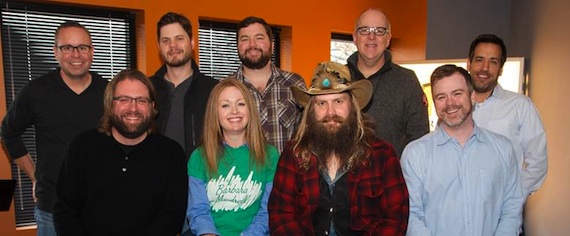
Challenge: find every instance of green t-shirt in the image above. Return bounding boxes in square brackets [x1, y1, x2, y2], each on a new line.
[188, 144, 279, 236]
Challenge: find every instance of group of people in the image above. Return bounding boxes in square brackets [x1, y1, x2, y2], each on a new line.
[0, 7, 547, 236]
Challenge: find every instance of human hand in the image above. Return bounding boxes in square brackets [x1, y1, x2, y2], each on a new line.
[32, 181, 37, 203]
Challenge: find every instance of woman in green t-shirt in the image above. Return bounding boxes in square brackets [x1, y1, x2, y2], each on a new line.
[184, 79, 279, 236]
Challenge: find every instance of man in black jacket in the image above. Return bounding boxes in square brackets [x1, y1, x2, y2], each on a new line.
[150, 12, 218, 158]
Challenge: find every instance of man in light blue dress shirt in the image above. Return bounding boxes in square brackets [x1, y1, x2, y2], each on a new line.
[401, 65, 524, 236]
[467, 34, 547, 198]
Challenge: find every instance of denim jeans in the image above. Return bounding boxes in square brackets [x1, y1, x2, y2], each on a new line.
[34, 206, 57, 236]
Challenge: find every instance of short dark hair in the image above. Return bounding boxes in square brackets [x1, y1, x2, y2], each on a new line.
[157, 12, 192, 40]
[236, 16, 273, 41]
[430, 64, 473, 95]
[468, 34, 507, 68]
[54, 21, 92, 45]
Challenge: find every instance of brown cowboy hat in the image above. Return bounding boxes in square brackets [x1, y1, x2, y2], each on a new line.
[291, 61, 372, 108]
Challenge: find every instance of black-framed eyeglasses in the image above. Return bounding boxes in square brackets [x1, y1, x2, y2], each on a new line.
[357, 26, 389, 36]
[57, 44, 92, 54]
[113, 96, 152, 105]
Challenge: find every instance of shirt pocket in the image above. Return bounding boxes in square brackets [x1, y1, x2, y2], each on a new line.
[478, 170, 499, 203]
[278, 99, 299, 129]
[294, 175, 312, 220]
[356, 178, 383, 216]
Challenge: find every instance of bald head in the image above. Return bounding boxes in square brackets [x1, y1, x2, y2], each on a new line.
[355, 8, 391, 32]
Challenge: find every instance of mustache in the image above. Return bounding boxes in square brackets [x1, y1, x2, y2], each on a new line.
[122, 111, 143, 118]
[168, 49, 183, 54]
[245, 48, 263, 54]
[320, 115, 345, 123]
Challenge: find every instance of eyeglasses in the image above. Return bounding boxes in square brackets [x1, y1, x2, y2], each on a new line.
[57, 44, 92, 54]
[113, 96, 152, 105]
[357, 26, 389, 36]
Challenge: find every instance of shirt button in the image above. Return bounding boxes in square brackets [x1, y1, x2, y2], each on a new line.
[325, 231, 328, 235]
[330, 207, 333, 213]
[122, 167, 127, 172]
[125, 156, 129, 160]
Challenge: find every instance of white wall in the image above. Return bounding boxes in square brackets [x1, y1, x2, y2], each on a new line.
[511, 0, 570, 235]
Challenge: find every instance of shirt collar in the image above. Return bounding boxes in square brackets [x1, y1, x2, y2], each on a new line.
[434, 122, 485, 146]
[490, 84, 507, 99]
[235, 62, 280, 82]
[222, 141, 248, 148]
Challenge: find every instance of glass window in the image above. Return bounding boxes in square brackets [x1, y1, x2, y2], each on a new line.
[330, 33, 357, 64]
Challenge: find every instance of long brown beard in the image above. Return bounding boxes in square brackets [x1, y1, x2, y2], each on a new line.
[305, 112, 357, 171]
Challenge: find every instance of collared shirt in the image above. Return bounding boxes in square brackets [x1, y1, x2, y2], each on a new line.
[473, 84, 547, 197]
[401, 125, 524, 236]
[226, 63, 306, 153]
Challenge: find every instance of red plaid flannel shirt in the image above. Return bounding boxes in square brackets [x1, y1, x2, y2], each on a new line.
[269, 138, 409, 235]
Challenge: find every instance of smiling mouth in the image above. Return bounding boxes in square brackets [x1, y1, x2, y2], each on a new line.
[478, 75, 488, 79]
[444, 105, 463, 114]
[227, 117, 243, 122]
[246, 48, 262, 54]
[123, 116, 142, 123]
[446, 109, 459, 114]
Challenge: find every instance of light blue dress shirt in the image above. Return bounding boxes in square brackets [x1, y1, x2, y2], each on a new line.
[401, 125, 524, 236]
[473, 84, 547, 197]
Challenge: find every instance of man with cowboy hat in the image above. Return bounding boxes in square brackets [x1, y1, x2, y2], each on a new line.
[268, 61, 409, 236]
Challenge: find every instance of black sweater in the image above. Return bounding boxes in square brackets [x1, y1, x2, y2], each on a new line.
[53, 130, 188, 236]
[0, 69, 107, 212]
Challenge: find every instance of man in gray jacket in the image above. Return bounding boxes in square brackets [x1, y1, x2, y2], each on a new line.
[347, 8, 429, 157]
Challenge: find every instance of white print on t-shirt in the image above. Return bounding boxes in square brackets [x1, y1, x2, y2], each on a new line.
[207, 166, 262, 212]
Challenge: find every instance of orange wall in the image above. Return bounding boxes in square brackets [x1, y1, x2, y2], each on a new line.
[46, 0, 427, 80]
[0, 0, 426, 234]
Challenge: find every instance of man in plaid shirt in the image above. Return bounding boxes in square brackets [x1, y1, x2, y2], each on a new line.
[269, 61, 409, 236]
[226, 16, 306, 153]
